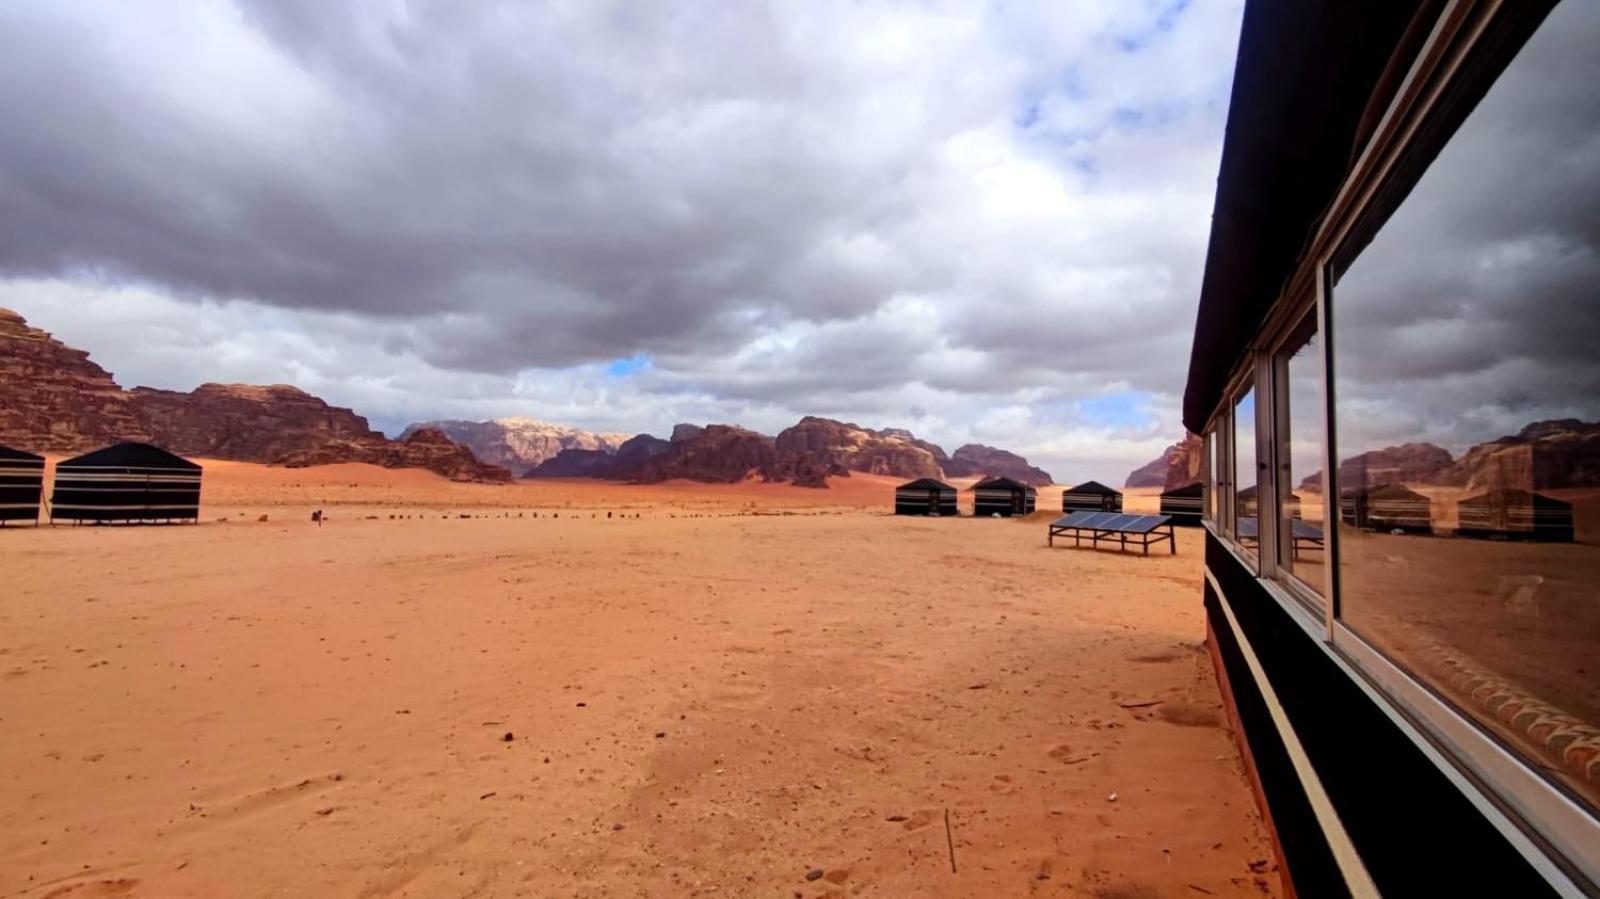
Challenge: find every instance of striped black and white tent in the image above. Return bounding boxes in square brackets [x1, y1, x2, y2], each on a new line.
[972, 476, 1036, 517]
[1062, 480, 1123, 513]
[51, 443, 202, 524]
[0, 444, 45, 525]
[894, 477, 958, 516]
[1159, 481, 1204, 526]
[1339, 483, 1432, 533]
[1456, 488, 1573, 543]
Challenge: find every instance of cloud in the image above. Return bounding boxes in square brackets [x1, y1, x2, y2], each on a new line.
[0, 0, 1248, 484]
[1331, 0, 1600, 458]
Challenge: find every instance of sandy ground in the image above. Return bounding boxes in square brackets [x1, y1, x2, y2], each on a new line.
[2, 463, 1278, 898]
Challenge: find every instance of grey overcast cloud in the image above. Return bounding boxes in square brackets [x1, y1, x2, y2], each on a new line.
[0, 0, 1247, 484]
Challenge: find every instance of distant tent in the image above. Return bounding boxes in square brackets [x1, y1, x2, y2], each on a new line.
[1339, 483, 1432, 533]
[1159, 482, 1204, 526]
[972, 476, 1037, 517]
[51, 443, 202, 524]
[1062, 480, 1123, 513]
[1456, 488, 1573, 542]
[894, 477, 958, 517]
[0, 444, 45, 525]
[1238, 485, 1303, 519]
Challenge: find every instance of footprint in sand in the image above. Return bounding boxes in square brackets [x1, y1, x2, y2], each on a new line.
[1155, 701, 1220, 728]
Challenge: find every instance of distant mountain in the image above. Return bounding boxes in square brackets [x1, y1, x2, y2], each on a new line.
[945, 444, 1054, 487]
[1126, 434, 1202, 490]
[773, 416, 943, 480]
[631, 425, 778, 484]
[1448, 420, 1600, 491]
[0, 308, 508, 483]
[401, 417, 629, 475]
[1302, 442, 1455, 492]
[527, 433, 673, 479]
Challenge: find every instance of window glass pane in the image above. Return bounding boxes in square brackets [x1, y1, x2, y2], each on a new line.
[1280, 316, 1325, 597]
[1331, 1, 1600, 813]
[1233, 387, 1257, 557]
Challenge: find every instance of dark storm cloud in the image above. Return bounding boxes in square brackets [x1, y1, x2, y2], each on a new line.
[1331, 0, 1600, 455]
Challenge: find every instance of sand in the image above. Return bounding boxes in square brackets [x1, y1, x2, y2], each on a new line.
[1, 462, 1278, 898]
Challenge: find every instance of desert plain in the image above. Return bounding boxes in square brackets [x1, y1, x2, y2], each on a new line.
[1, 463, 1279, 898]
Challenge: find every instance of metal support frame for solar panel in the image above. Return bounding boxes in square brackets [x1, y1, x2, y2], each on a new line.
[1236, 515, 1324, 559]
[1047, 511, 1175, 556]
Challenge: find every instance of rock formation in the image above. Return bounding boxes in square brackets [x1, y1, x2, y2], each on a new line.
[526, 433, 674, 479]
[1126, 434, 1204, 490]
[0, 307, 508, 483]
[773, 416, 944, 480]
[1303, 442, 1455, 492]
[944, 444, 1054, 486]
[630, 425, 778, 484]
[402, 417, 628, 475]
[670, 423, 705, 444]
[279, 427, 512, 483]
[0, 307, 150, 453]
[131, 383, 386, 461]
[1446, 420, 1600, 492]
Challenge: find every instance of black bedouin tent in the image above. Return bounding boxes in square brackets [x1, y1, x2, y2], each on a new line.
[1159, 482, 1204, 526]
[51, 443, 202, 524]
[972, 476, 1036, 517]
[1339, 483, 1432, 533]
[1455, 488, 1573, 543]
[1062, 480, 1123, 513]
[894, 477, 958, 516]
[0, 444, 45, 525]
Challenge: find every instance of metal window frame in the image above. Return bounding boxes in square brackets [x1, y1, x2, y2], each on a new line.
[1198, 0, 1598, 890]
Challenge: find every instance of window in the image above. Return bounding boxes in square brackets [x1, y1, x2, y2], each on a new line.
[1232, 387, 1258, 559]
[1276, 313, 1325, 599]
[1330, 0, 1599, 815]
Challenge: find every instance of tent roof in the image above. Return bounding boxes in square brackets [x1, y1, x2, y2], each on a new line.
[1065, 480, 1120, 496]
[1342, 482, 1429, 501]
[1161, 482, 1204, 498]
[59, 442, 201, 471]
[1180, 1, 1427, 432]
[1459, 488, 1571, 511]
[972, 476, 1037, 493]
[897, 477, 954, 491]
[0, 443, 44, 462]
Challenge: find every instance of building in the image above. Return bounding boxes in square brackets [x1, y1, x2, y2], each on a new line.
[1182, 1, 1598, 894]
[51, 443, 203, 524]
[1157, 482, 1203, 526]
[971, 476, 1036, 517]
[0, 443, 45, 525]
[893, 477, 958, 517]
[1338, 483, 1433, 533]
[1061, 481, 1123, 513]
[1456, 488, 1574, 543]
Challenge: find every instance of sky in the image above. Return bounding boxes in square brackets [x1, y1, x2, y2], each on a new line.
[0, 0, 1247, 485]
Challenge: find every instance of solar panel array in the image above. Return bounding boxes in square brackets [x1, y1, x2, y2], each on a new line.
[1050, 511, 1171, 534]
[1235, 517, 1324, 540]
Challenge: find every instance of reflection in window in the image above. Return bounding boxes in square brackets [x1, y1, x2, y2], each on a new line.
[1204, 431, 1218, 522]
[1278, 315, 1325, 598]
[1331, 0, 1600, 814]
[1233, 388, 1257, 557]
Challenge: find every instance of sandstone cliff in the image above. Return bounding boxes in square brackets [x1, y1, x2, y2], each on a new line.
[278, 427, 512, 483]
[773, 416, 944, 480]
[1446, 420, 1600, 492]
[0, 307, 150, 453]
[402, 417, 628, 475]
[0, 308, 508, 483]
[1302, 442, 1455, 492]
[1126, 434, 1203, 490]
[630, 425, 777, 484]
[944, 444, 1053, 486]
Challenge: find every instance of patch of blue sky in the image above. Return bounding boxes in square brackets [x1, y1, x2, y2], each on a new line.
[1079, 391, 1158, 429]
[604, 353, 651, 377]
[1115, 0, 1193, 53]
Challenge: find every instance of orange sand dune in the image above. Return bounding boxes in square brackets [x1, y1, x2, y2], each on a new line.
[2, 462, 1277, 897]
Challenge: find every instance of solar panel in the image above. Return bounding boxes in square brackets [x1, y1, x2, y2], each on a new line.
[1051, 511, 1171, 533]
[1234, 517, 1324, 541]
